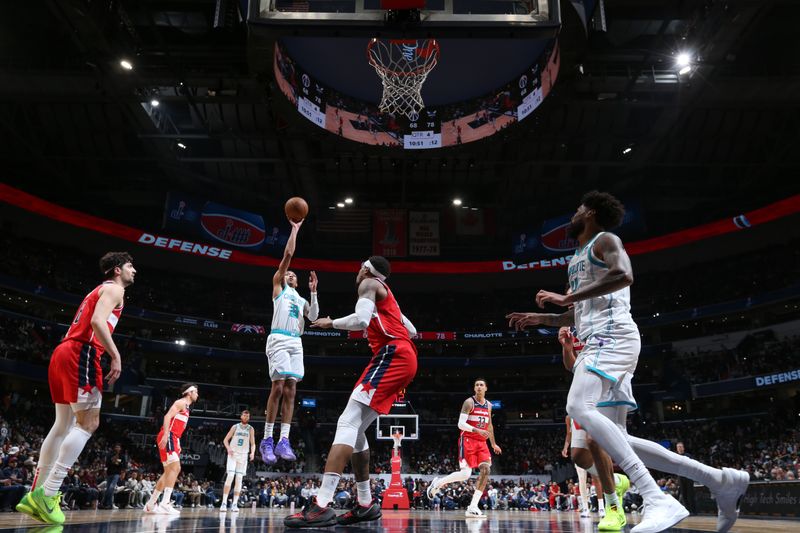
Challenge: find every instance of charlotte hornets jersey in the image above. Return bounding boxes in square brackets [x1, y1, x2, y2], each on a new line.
[567, 232, 638, 342]
[230, 423, 252, 454]
[270, 285, 307, 337]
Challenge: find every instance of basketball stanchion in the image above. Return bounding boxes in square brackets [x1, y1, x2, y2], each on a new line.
[381, 429, 410, 510]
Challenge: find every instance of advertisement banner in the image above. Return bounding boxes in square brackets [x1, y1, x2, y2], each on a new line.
[373, 209, 407, 258]
[3, 184, 799, 274]
[164, 192, 289, 252]
[409, 211, 440, 256]
[694, 368, 800, 398]
[695, 482, 799, 518]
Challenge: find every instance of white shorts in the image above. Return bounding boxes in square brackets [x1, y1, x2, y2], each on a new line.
[71, 386, 102, 412]
[574, 331, 639, 411]
[597, 371, 637, 411]
[226, 452, 248, 476]
[266, 334, 304, 382]
[570, 419, 588, 449]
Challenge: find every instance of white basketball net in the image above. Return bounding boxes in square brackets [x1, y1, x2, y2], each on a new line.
[367, 39, 440, 120]
[391, 431, 403, 449]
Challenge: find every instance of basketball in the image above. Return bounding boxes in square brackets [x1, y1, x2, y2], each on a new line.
[285, 197, 308, 222]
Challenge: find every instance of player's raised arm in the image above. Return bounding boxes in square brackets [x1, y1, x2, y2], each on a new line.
[90, 283, 125, 385]
[487, 403, 501, 455]
[558, 326, 578, 371]
[541, 233, 633, 307]
[272, 219, 303, 299]
[311, 278, 381, 330]
[506, 308, 574, 331]
[304, 271, 319, 321]
[223, 425, 236, 455]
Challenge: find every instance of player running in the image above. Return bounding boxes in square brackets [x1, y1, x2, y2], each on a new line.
[427, 378, 502, 518]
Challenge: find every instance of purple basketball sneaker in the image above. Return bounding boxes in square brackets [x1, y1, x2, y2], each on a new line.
[274, 437, 297, 461]
[259, 437, 276, 464]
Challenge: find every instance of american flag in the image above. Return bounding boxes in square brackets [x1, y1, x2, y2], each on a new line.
[317, 208, 372, 234]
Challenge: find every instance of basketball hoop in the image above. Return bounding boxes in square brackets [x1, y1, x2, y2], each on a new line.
[367, 39, 440, 120]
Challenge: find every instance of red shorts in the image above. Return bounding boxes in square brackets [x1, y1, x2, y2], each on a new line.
[350, 340, 417, 415]
[459, 435, 491, 469]
[49, 340, 104, 406]
[157, 429, 181, 465]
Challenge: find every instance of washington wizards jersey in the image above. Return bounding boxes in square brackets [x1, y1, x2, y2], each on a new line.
[63, 281, 124, 353]
[270, 285, 307, 337]
[462, 396, 491, 441]
[567, 231, 637, 341]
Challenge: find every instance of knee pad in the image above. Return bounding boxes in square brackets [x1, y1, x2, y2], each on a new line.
[234, 474, 243, 493]
[332, 400, 370, 448]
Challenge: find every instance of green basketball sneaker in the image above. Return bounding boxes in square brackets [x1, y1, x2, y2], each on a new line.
[598, 504, 627, 531]
[29, 487, 65, 525]
[614, 473, 630, 503]
[16, 491, 43, 521]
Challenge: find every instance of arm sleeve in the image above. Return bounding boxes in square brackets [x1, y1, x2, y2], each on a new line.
[457, 413, 474, 433]
[307, 293, 319, 322]
[332, 298, 375, 331]
[401, 314, 417, 337]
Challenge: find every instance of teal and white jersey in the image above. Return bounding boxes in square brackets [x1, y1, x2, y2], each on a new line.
[230, 423, 252, 454]
[270, 285, 307, 337]
[567, 231, 638, 341]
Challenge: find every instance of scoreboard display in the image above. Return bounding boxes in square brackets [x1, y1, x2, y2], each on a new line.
[401, 109, 442, 150]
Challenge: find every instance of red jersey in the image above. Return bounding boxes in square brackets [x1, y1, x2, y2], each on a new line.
[462, 396, 491, 441]
[63, 281, 124, 353]
[166, 405, 190, 439]
[366, 280, 412, 354]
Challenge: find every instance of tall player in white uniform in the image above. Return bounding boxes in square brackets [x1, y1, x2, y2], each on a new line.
[221, 410, 255, 512]
[508, 191, 749, 533]
[259, 219, 320, 465]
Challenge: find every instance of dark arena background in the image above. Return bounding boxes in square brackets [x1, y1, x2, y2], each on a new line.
[1, 0, 800, 532]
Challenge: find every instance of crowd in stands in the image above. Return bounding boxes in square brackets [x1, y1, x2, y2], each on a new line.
[1, 234, 798, 333]
[0, 379, 798, 517]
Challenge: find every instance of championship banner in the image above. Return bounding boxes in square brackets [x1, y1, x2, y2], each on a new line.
[2, 184, 798, 274]
[373, 209, 407, 258]
[409, 211, 440, 256]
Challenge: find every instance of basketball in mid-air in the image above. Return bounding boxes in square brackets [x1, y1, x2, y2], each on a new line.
[285, 197, 309, 222]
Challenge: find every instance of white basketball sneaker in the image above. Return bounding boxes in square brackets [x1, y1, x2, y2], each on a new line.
[465, 506, 485, 518]
[231, 506, 240, 513]
[143, 501, 158, 514]
[580, 506, 592, 518]
[713, 468, 750, 533]
[427, 478, 441, 499]
[157, 502, 180, 515]
[631, 494, 688, 533]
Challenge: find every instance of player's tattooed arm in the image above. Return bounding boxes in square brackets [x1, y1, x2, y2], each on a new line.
[313, 278, 380, 330]
[506, 309, 574, 330]
[562, 233, 633, 304]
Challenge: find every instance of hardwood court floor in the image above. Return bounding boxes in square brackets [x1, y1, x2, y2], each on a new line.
[0, 508, 797, 532]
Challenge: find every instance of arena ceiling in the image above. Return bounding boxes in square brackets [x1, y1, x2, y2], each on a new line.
[1, 0, 799, 259]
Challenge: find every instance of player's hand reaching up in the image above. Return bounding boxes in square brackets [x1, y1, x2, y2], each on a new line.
[309, 271, 318, 292]
[312, 316, 333, 329]
[536, 290, 570, 308]
[492, 444, 502, 455]
[289, 218, 304, 230]
[558, 327, 573, 347]
[506, 312, 541, 331]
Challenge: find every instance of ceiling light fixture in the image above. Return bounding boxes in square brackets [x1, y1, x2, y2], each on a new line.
[344, 198, 353, 204]
[452, 198, 462, 206]
[119, 59, 133, 70]
[337, 202, 345, 208]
